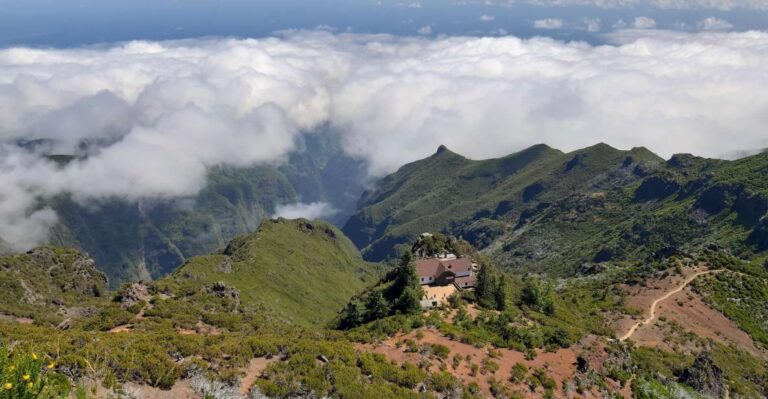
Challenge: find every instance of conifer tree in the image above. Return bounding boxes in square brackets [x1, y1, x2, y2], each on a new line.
[340, 301, 362, 328]
[397, 286, 422, 314]
[475, 259, 496, 308]
[392, 251, 423, 314]
[495, 277, 508, 311]
[365, 290, 389, 321]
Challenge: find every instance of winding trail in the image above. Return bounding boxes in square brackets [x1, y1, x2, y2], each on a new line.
[619, 269, 722, 341]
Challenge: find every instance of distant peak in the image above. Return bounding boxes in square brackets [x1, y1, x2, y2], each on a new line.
[435, 144, 449, 154]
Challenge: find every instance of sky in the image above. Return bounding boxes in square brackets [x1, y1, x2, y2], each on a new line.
[0, 0, 767, 250]
[1, 0, 768, 47]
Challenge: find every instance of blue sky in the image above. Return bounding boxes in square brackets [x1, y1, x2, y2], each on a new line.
[1, 0, 767, 47]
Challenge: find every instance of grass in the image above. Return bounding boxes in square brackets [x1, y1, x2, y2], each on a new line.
[164, 218, 382, 326]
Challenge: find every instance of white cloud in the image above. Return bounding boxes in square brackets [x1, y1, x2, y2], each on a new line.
[273, 202, 337, 220]
[698, 17, 734, 30]
[612, 19, 628, 29]
[408, 2, 422, 7]
[633, 16, 657, 29]
[581, 17, 602, 32]
[417, 25, 432, 34]
[2, 31, 768, 249]
[533, 18, 564, 29]
[480, 15, 496, 21]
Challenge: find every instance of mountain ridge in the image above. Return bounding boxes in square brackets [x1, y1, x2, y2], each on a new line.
[343, 142, 768, 276]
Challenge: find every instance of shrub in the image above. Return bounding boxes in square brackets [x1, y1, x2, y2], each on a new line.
[509, 362, 528, 383]
[0, 346, 70, 398]
[430, 344, 450, 359]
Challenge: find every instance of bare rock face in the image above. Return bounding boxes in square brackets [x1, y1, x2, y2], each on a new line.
[680, 352, 726, 398]
[114, 282, 151, 309]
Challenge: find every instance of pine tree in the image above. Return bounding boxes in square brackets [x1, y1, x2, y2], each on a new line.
[394, 251, 420, 291]
[475, 259, 496, 308]
[390, 251, 423, 314]
[397, 286, 422, 314]
[340, 301, 362, 328]
[494, 277, 508, 311]
[365, 290, 389, 321]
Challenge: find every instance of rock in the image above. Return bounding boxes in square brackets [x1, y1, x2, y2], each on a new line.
[317, 355, 329, 364]
[205, 282, 240, 308]
[576, 355, 589, 373]
[113, 282, 150, 309]
[680, 352, 726, 398]
[216, 257, 233, 274]
[51, 298, 65, 306]
[415, 382, 428, 393]
[56, 318, 71, 330]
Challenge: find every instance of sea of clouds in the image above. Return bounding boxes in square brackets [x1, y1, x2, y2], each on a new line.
[1, 29, 768, 250]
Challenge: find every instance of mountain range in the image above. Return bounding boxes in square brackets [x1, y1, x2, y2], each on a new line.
[0, 142, 767, 398]
[344, 143, 768, 274]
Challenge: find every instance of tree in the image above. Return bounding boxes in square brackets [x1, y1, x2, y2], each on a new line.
[397, 286, 422, 314]
[494, 277, 508, 311]
[340, 301, 362, 328]
[394, 251, 420, 291]
[365, 290, 389, 321]
[475, 259, 497, 308]
[521, 276, 555, 315]
[389, 252, 423, 314]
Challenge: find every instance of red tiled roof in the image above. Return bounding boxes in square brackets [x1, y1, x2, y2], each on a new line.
[415, 257, 473, 279]
[454, 275, 476, 288]
[440, 258, 472, 273]
[415, 258, 442, 278]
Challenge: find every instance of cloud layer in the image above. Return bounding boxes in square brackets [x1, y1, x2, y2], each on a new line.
[273, 202, 337, 220]
[1, 30, 768, 249]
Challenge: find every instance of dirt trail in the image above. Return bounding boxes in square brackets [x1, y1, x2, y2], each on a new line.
[619, 269, 722, 341]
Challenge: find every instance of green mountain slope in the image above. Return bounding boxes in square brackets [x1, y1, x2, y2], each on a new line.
[161, 218, 381, 325]
[45, 131, 368, 286]
[344, 143, 768, 274]
[0, 246, 108, 325]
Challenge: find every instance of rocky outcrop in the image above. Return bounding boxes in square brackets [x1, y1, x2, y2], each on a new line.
[114, 282, 150, 309]
[205, 281, 240, 309]
[26, 247, 108, 298]
[680, 352, 726, 398]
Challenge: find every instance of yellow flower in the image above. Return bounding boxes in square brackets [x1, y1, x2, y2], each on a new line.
[31, 353, 38, 360]
[3, 383, 12, 390]
[22, 375, 30, 381]
[47, 363, 55, 369]
[26, 382, 33, 389]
